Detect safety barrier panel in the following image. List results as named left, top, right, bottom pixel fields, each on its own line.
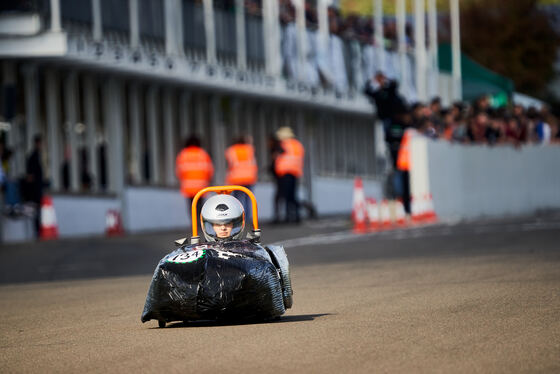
left=410, top=137, right=560, bottom=221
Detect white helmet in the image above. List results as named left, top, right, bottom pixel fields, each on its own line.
left=201, top=194, right=245, bottom=242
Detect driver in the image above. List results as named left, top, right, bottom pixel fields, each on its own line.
left=200, top=194, right=245, bottom=242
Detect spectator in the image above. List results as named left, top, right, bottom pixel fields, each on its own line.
left=25, top=134, right=45, bottom=239
left=419, top=117, right=438, bottom=139
left=274, top=126, right=304, bottom=224
left=467, top=112, right=489, bottom=143
left=364, top=72, right=407, bottom=166
left=485, top=115, right=505, bottom=145
left=504, top=116, right=524, bottom=146
left=535, top=114, right=553, bottom=144
left=429, top=97, right=444, bottom=133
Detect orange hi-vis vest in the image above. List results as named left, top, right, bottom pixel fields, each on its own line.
left=397, top=128, right=415, bottom=171
left=175, top=146, right=214, bottom=198
left=275, top=138, right=305, bottom=178
left=225, top=143, right=258, bottom=186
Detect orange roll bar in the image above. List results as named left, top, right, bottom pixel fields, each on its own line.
left=191, top=185, right=259, bottom=238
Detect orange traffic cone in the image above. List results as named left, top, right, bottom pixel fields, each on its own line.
left=379, top=199, right=392, bottom=229
left=40, top=195, right=59, bottom=240
left=352, top=177, right=367, bottom=233
left=366, top=197, right=379, bottom=231
left=395, top=198, right=407, bottom=226
left=423, top=193, right=438, bottom=223
left=106, top=209, right=124, bottom=236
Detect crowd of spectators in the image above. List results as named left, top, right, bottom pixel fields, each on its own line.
left=244, top=0, right=416, bottom=49
left=366, top=72, right=560, bottom=150
left=407, top=96, right=560, bottom=146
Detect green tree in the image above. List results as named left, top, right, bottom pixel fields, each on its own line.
left=460, top=0, right=560, bottom=97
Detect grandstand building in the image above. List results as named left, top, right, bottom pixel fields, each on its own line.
left=0, top=0, right=460, bottom=241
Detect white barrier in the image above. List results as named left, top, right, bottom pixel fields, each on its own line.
left=411, top=137, right=560, bottom=221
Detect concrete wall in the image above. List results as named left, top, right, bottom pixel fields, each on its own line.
left=414, top=138, right=560, bottom=220
left=53, top=195, right=120, bottom=237
left=312, top=177, right=382, bottom=215
left=1, top=215, right=34, bottom=243
left=125, top=187, right=189, bottom=233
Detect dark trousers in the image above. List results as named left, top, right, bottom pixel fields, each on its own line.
left=33, top=200, right=41, bottom=239
left=278, top=174, right=300, bottom=223
left=401, top=170, right=411, bottom=215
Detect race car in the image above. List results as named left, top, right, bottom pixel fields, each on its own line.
left=141, top=185, right=293, bottom=327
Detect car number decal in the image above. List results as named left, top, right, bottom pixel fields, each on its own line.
left=167, top=249, right=205, bottom=264
left=215, top=249, right=244, bottom=260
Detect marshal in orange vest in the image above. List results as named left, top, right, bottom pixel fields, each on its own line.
left=175, top=146, right=214, bottom=198
left=225, top=143, right=258, bottom=186
left=274, top=138, right=305, bottom=178
left=397, top=128, right=416, bottom=172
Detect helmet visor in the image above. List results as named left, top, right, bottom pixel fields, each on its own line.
left=203, top=216, right=244, bottom=240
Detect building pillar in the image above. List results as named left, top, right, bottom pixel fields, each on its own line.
left=164, top=0, right=183, bottom=56
left=318, top=0, right=331, bottom=58
left=414, top=0, right=427, bottom=102
left=92, top=0, right=103, bottom=42
left=245, top=101, right=254, bottom=144
left=165, top=0, right=177, bottom=55
left=257, top=104, right=268, bottom=175
left=292, top=0, right=306, bottom=81
left=2, top=62, right=21, bottom=176
left=210, top=95, right=225, bottom=184
left=329, top=117, right=337, bottom=175
left=103, top=78, right=125, bottom=193
left=45, top=70, right=62, bottom=191
left=297, top=108, right=312, bottom=202
left=396, top=0, right=409, bottom=97
left=146, top=86, right=161, bottom=184
left=263, top=0, right=282, bottom=76
left=450, top=0, right=462, bottom=101
left=427, top=0, right=439, bottom=99
left=361, top=120, right=370, bottom=175
left=235, top=0, right=247, bottom=70
left=231, top=98, right=241, bottom=139
left=175, top=0, right=184, bottom=54
left=50, top=0, right=62, bottom=32
left=64, top=72, right=80, bottom=192
left=262, top=0, right=272, bottom=74
left=10, top=121, right=25, bottom=178
left=341, top=114, right=349, bottom=175
left=129, top=0, right=139, bottom=49
left=83, top=75, right=100, bottom=191
left=273, top=0, right=282, bottom=75
left=163, top=88, right=176, bottom=186
left=307, top=111, right=317, bottom=178
left=179, top=91, right=191, bottom=142
left=203, top=0, right=217, bottom=64
left=374, top=0, right=385, bottom=71
left=195, top=94, right=205, bottom=140
left=128, top=83, right=143, bottom=185
left=22, top=64, right=39, bottom=154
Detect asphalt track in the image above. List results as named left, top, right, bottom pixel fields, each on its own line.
left=1, top=215, right=560, bottom=373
